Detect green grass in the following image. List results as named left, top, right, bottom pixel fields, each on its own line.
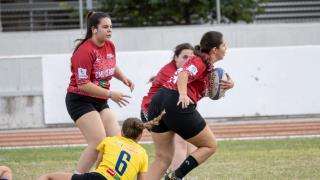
left=1, top=138, right=319, bottom=180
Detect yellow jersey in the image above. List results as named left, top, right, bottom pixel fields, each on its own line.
left=95, top=136, right=148, bottom=180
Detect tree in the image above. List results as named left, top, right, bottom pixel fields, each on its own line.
left=221, top=0, right=268, bottom=23
left=96, top=0, right=268, bottom=26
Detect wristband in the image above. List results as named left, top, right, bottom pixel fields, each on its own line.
left=108, top=90, right=112, bottom=98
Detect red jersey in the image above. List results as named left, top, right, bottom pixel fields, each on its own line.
left=164, top=55, right=212, bottom=102
left=141, top=60, right=177, bottom=112
left=67, top=39, right=116, bottom=99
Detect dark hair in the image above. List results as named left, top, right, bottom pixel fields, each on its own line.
left=73, top=11, right=110, bottom=53
left=194, top=31, right=223, bottom=69
left=122, top=111, right=165, bottom=140
left=173, top=43, right=194, bottom=59
left=148, top=43, right=194, bottom=83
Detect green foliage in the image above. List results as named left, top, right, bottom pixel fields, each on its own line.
left=97, top=0, right=268, bottom=26
left=221, top=0, right=269, bottom=23
left=59, top=2, right=80, bottom=18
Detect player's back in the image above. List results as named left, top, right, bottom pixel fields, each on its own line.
left=95, top=136, right=148, bottom=180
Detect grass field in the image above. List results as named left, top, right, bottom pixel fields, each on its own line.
left=1, top=138, right=319, bottom=180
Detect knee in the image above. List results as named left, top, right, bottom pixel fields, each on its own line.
left=208, top=138, right=218, bottom=155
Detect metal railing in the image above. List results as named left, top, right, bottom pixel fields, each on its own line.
left=255, top=0, right=320, bottom=23
left=0, top=0, right=87, bottom=31
left=1, top=0, right=320, bottom=32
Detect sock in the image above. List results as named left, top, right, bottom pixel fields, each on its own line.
left=174, top=155, right=199, bottom=178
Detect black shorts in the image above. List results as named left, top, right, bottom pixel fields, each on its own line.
left=72, top=172, right=107, bottom=180
left=147, top=88, right=206, bottom=140
left=65, top=92, right=109, bottom=122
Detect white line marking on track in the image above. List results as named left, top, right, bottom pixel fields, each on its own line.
left=1, top=134, right=319, bottom=150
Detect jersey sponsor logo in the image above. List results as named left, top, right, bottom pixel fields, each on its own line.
left=187, top=65, right=198, bottom=76
left=78, top=68, right=88, bottom=79
left=95, top=67, right=115, bottom=79
left=100, top=80, right=107, bottom=88
left=106, top=168, right=116, bottom=176
left=107, top=53, right=114, bottom=60
left=106, top=168, right=121, bottom=179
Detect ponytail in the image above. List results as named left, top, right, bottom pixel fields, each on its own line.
left=143, top=111, right=165, bottom=129
left=194, top=45, right=211, bottom=70
left=121, top=111, right=166, bottom=140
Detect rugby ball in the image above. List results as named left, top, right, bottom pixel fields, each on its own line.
left=207, top=68, right=229, bottom=100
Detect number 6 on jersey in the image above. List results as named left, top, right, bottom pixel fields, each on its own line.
left=115, top=150, right=131, bottom=175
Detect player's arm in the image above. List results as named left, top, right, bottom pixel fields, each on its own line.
left=95, top=152, right=103, bottom=169
left=177, top=71, right=194, bottom=109
left=114, top=66, right=135, bottom=91
left=78, top=82, right=130, bottom=107
left=78, top=82, right=110, bottom=98
left=137, top=172, right=147, bottom=180
left=73, top=51, right=130, bottom=105
left=38, top=173, right=73, bottom=180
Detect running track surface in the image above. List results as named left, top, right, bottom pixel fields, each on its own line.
left=0, top=118, right=320, bottom=148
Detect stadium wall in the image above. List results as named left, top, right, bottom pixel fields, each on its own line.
left=0, top=23, right=320, bottom=56
left=1, top=46, right=320, bottom=129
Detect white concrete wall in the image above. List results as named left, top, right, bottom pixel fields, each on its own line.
left=0, top=56, right=42, bottom=96
left=0, top=56, right=44, bottom=129
left=1, top=46, right=319, bottom=129
left=1, top=23, right=320, bottom=56
left=0, top=96, right=44, bottom=129
left=42, top=46, right=320, bottom=124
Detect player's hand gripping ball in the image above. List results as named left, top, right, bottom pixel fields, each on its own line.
left=206, top=68, right=230, bottom=100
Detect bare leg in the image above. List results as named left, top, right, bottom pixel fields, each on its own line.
left=0, top=166, right=12, bottom=180
left=38, top=172, right=72, bottom=180
left=186, top=125, right=217, bottom=164
left=146, top=131, right=175, bottom=180
left=186, top=139, right=197, bottom=155
left=75, top=111, right=106, bottom=173
left=99, top=108, right=121, bottom=137
left=169, top=135, right=188, bottom=170
left=169, top=126, right=217, bottom=179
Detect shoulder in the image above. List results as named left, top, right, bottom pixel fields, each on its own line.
left=160, top=61, right=176, bottom=73
left=73, top=40, right=93, bottom=56
left=191, top=55, right=204, bottom=64
left=190, top=56, right=206, bottom=69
